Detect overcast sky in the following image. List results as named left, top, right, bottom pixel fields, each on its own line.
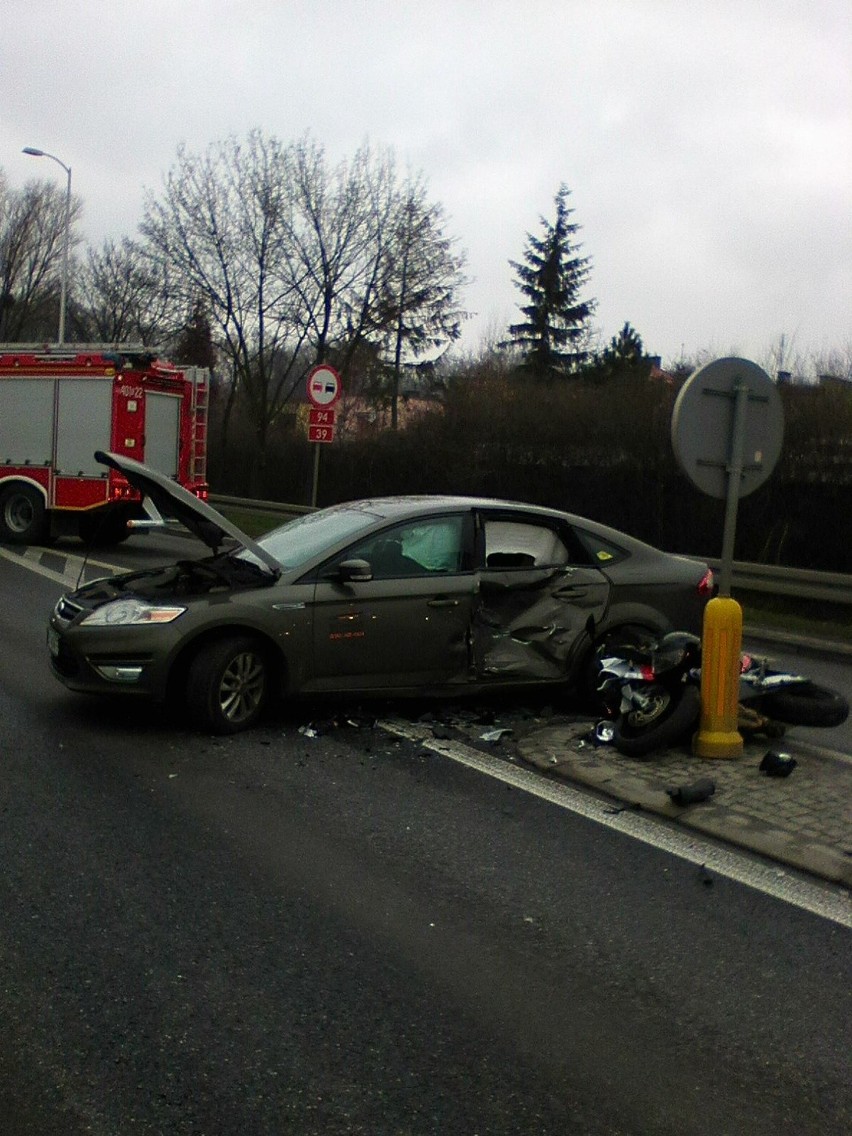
left=3, top=0, right=849, bottom=368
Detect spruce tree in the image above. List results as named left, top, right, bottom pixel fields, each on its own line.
left=506, top=184, right=594, bottom=378
left=587, top=321, right=652, bottom=381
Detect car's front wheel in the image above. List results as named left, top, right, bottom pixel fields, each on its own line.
left=186, top=636, right=270, bottom=734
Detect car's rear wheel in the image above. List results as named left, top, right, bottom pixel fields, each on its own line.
left=186, top=636, right=269, bottom=734
left=0, top=483, right=48, bottom=544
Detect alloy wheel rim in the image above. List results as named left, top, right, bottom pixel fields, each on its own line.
left=219, top=651, right=266, bottom=723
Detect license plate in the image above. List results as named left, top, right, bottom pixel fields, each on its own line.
left=47, top=627, right=59, bottom=657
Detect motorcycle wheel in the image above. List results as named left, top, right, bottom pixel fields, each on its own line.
left=758, top=682, right=849, bottom=728
left=614, top=683, right=702, bottom=758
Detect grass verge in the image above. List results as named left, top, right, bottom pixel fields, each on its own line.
left=736, top=590, right=852, bottom=645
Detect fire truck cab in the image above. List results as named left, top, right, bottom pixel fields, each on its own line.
left=0, top=345, right=208, bottom=545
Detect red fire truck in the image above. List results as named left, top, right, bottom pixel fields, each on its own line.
left=0, top=345, right=208, bottom=545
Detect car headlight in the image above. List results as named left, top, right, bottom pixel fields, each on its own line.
left=80, top=599, right=187, bottom=626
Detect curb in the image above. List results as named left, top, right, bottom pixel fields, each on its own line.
left=517, top=724, right=852, bottom=889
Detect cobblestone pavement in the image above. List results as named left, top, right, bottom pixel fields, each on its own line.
left=515, top=721, right=852, bottom=888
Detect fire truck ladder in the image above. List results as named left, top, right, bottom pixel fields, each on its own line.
left=189, top=370, right=208, bottom=484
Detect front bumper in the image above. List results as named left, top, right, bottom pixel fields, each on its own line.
left=47, top=616, right=174, bottom=698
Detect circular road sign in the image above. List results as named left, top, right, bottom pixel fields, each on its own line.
left=671, top=357, right=784, bottom=499
left=307, top=364, right=342, bottom=407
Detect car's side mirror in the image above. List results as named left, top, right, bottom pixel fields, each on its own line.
left=337, top=558, right=372, bottom=583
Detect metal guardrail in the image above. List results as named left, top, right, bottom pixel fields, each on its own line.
left=209, top=493, right=314, bottom=517
left=706, top=560, right=852, bottom=606
left=209, top=494, right=852, bottom=607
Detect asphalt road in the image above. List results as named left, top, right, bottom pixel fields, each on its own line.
left=1, top=543, right=850, bottom=1134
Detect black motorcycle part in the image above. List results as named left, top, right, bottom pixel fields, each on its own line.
left=758, top=682, right=849, bottom=728
left=759, top=751, right=798, bottom=777
left=667, top=777, right=716, bottom=805
left=614, top=683, right=702, bottom=758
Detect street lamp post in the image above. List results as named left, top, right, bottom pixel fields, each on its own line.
left=22, top=146, right=72, bottom=345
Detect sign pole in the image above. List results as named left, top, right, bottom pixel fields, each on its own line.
left=695, top=381, right=750, bottom=759
left=671, top=358, right=784, bottom=761
left=311, top=442, right=321, bottom=508
left=305, top=364, right=342, bottom=509
left=718, top=381, right=750, bottom=597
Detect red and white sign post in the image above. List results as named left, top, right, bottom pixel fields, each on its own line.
left=306, top=364, right=342, bottom=504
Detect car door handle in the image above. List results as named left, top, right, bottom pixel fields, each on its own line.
left=428, top=598, right=460, bottom=608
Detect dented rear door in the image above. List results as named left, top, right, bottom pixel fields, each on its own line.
left=473, top=512, right=610, bottom=681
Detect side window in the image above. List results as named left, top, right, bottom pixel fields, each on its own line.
left=573, top=527, right=628, bottom=565
left=483, top=521, right=570, bottom=569
left=343, top=516, right=467, bottom=580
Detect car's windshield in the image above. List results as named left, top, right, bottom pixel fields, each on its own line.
left=236, top=505, right=384, bottom=570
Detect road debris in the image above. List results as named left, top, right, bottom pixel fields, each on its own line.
left=666, top=777, right=716, bottom=806
left=759, top=751, right=798, bottom=778
left=480, top=728, right=513, bottom=743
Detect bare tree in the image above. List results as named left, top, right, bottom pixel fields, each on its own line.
left=372, top=176, right=468, bottom=427
left=279, top=136, right=398, bottom=367
left=141, top=132, right=310, bottom=488
left=0, top=171, right=83, bottom=342
left=281, top=146, right=468, bottom=423
left=75, top=237, right=174, bottom=345
left=140, top=131, right=470, bottom=483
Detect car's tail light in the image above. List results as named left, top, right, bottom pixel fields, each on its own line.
left=698, top=568, right=715, bottom=596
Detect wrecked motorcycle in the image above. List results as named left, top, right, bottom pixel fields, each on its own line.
left=595, top=632, right=849, bottom=758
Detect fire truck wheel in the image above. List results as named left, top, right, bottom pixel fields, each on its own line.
left=186, top=636, right=270, bottom=734
left=0, top=484, right=48, bottom=544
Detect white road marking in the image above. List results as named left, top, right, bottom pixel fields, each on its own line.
left=0, top=545, right=122, bottom=589
left=4, top=546, right=848, bottom=928
left=380, top=718, right=852, bottom=930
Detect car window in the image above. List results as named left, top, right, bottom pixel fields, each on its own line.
left=573, top=527, right=629, bottom=565
left=245, top=506, right=384, bottom=569
left=483, top=521, right=570, bottom=568
left=341, top=515, right=467, bottom=579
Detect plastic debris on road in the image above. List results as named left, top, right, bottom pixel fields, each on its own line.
left=666, top=777, right=717, bottom=805
left=759, top=751, right=798, bottom=777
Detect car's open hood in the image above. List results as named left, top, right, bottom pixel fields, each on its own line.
left=95, top=451, right=282, bottom=576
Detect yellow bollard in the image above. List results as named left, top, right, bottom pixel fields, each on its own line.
left=694, top=596, right=744, bottom=759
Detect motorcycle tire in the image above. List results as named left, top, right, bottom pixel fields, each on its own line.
left=614, top=683, right=702, bottom=758
left=758, top=682, right=849, bottom=728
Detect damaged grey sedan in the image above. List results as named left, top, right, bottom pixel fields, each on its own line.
left=47, top=452, right=715, bottom=734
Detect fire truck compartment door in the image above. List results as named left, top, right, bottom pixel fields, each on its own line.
left=144, top=393, right=181, bottom=477
left=0, top=379, right=55, bottom=464
left=55, top=380, right=113, bottom=476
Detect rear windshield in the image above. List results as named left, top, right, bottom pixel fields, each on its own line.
left=240, top=507, right=382, bottom=570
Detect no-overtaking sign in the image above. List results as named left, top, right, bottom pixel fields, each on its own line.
left=307, top=364, right=341, bottom=407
